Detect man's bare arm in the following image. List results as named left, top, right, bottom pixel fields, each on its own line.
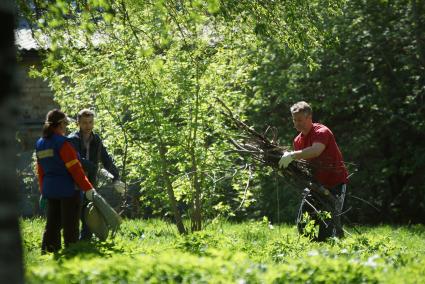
left=293, top=142, right=325, bottom=160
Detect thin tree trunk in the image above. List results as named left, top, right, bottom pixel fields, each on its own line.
left=0, top=1, right=24, bottom=283
left=190, top=157, right=202, bottom=232
left=190, top=63, right=202, bottom=232
left=159, top=145, right=187, bottom=234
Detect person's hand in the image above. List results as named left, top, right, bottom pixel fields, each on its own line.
left=113, top=180, right=125, bottom=194
left=85, top=189, right=97, bottom=201
left=100, top=168, right=115, bottom=179
left=39, top=196, right=47, bottom=211
left=278, top=151, right=295, bottom=169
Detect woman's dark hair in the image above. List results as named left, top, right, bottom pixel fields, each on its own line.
left=42, top=109, right=67, bottom=138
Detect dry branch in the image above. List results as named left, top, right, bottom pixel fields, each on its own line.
left=217, top=98, right=338, bottom=208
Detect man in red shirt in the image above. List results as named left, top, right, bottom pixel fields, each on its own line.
left=279, top=101, right=348, bottom=240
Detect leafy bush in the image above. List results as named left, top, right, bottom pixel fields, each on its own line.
left=175, top=231, right=222, bottom=256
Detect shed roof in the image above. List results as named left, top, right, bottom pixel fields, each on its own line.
left=15, top=28, right=107, bottom=51
left=15, top=29, right=44, bottom=51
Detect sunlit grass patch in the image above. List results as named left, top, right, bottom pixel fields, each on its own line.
left=22, top=219, right=425, bottom=283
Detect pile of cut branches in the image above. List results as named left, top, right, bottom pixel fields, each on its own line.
left=217, top=99, right=338, bottom=209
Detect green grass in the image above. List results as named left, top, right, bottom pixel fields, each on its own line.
left=22, top=218, right=425, bottom=283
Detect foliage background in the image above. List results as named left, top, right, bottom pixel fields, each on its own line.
left=17, top=0, right=425, bottom=226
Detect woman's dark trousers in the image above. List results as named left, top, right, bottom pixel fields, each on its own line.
left=41, top=193, right=81, bottom=253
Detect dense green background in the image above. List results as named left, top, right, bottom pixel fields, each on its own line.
left=18, top=0, right=425, bottom=226
left=247, top=0, right=425, bottom=224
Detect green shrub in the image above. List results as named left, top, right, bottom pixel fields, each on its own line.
left=175, top=231, right=222, bottom=256
left=27, top=252, right=265, bottom=283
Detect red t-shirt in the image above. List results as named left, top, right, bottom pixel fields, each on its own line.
left=293, top=123, right=348, bottom=189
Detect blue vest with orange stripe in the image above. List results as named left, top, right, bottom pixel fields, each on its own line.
left=35, top=134, right=77, bottom=198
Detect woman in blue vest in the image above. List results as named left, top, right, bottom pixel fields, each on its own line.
left=36, top=109, right=97, bottom=253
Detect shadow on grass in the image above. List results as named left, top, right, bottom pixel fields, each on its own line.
left=407, top=223, right=425, bottom=235
left=53, top=239, right=125, bottom=261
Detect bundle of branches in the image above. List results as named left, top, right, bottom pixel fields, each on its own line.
left=217, top=99, right=338, bottom=214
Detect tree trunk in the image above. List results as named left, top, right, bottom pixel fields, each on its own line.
left=190, top=63, right=202, bottom=232
left=190, top=158, right=202, bottom=232
left=159, top=145, right=187, bottom=234
left=0, top=1, right=24, bottom=283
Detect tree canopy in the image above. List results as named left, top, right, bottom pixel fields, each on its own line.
left=18, top=0, right=425, bottom=228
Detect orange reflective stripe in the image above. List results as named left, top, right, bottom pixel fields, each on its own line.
left=65, top=159, right=79, bottom=169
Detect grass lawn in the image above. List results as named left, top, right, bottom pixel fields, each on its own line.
left=22, top=218, right=425, bottom=283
